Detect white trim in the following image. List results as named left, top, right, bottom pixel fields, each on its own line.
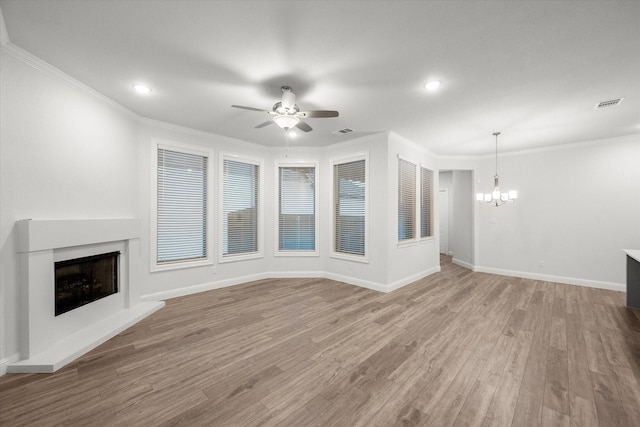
left=142, top=272, right=270, bottom=301
left=7, top=302, right=164, bottom=373
left=323, top=272, right=389, bottom=293
left=474, top=266, right=625, bottom=292
left=0, top=353, right=21, bottom=376
left=385, top=266, right=442, bottom=292
left=218, top=152, right=264, bottom=263
left=150, top=138, right=214, bottom=272
left=0, top=5, right=10, bottom=46
left=140, top=265, right=626, bottom=304
left=397, top=156, right=419, bottom=244
left=452, top=258, right=473, bottom=271
left=273, top=159, right=320, bottom=257
left=330, top=151, right=370, bottom=263
left=0, top=43, right=139, bottom=120
left=140, top=267, right=443, bottom=303
left=419, top=164, right=435, bottom=240
left=437, top=133, right=640, bottom=159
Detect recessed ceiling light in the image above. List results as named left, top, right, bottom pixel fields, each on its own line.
left=132, top=84, right=152, bottom=94
left=424, top=80, right=442, bottom=91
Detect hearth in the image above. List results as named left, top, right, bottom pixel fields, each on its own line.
left=55, top=251, right=119, bottom=316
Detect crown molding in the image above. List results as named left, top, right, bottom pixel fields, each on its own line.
left=0, top=4, right=10, bottom=46
left=1, top=42, right=140, bottom=121
left=437, top=133, right=640, bottom=161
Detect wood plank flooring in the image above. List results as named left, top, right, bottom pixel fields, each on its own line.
left=2, top=256, right=639, bottom=426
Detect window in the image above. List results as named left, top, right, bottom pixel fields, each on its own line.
left=420, top=166, right=434, bottom=238
left=155, top=146, right=209, bottom=267
left=333, top=156, right=367, bottom=258
left=221, top=156, right=261, bottom=259
left=398, top=158, right=416, bottom=242
left=277, top=163, right=317, bottom=254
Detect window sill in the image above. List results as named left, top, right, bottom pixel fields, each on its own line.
left=151, top=258, right=213, bottom=273
left=219, top=252, right=263, bottom=264
left=397, top=239, right=418, bottom=248
left=274, top=251, right=319, bottom=257
left=330, top=252, right=369, bottom=264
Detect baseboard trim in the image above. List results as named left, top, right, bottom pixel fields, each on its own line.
left=323, top=272, right=389, bottom=293
left=474, top=266, right=625, bottom=292
left=141, top=268, right=442, bottom=301
left=452, top=258, right=473, bottom=271
left=141, top=272, right=270, bottom=301
left=386, top=266, right=441, bottom=292
left=0, top=353, right=21, bottom=376
left=7, top=301, right=164, bottom=374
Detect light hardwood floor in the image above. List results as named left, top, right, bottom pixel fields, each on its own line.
left=1, top=256, right=639, bottom=426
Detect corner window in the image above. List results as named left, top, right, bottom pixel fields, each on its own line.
left=420, top=166, right=434, bottom=238
left=332, top=155, right=368, bottom=259
left=398, top=158, right=417, bottom=242
left=276, top=162, right=318, bottom=255
left=152, top=144, right=211, bottom=270
left=220, top=155, right=262, bottom=261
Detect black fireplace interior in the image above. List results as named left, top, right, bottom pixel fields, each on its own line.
left=54, top=251, right=119, bottom=316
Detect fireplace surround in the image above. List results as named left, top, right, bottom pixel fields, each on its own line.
left=9, top=219, right=164, bottom=373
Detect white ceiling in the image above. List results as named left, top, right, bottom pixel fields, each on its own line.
left=1, top=0, right=638, bottom=155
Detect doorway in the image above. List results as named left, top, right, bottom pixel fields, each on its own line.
left=439, top=189, right=449, bottom=255
left=438, top=170, right=474, bottom=269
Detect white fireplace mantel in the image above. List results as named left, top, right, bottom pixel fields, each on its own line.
left=9, top=219, right=164, bottom=373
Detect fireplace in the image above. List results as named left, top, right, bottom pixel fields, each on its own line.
left=10, top=218, right=164, bottom=373
left=55, top=251, right=119, bottom=316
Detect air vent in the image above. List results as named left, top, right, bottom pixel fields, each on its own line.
left=332, top=128, right=355, bottom=135
left=595, top=98, right=624, bottom=109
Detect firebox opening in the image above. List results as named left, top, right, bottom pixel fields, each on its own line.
left=54, top=251, right=120, bottom=316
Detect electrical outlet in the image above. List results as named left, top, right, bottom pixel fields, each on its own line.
left=212, top=266, right=217, bottom=274
left=538, top=261, right=544, bottom=268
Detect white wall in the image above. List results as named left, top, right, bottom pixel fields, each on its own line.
left=474, top=135, right=640, bottom=289
left=439, top=171, right=453, bottom=254
left=137, top=121, right=274, bottom=299
left=438, top=170, right=474, bottom=267
left=3, top=36, right=637, bottom=375
left=0, top=47, right=140, bottom=368
left=451, top=170, right=473, bottom=266
left=386, top=132, right=440, bottom=288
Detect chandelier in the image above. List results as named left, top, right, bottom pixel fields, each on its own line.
left=476, top=132, right=518, bottom=206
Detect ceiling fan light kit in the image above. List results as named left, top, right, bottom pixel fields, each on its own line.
left=273, top=114, right=300, bottom=130
left=476, top=132, right=518, bottom=207
left=231, top=86, right=339, bottom=134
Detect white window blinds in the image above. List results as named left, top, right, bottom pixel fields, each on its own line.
left=398, top=158, right=416, bottom=241
left=334, top=159, right=366, bottom=256
left=157, top=148, right=208, bottom=264
left=223, top=158, right=259, bottom=256
left=421, top=166, right=434, bottom=238
left=279, top=166, right=316, bottom=251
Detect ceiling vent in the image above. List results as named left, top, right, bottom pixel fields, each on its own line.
left=595, top=98, right=624, bottom=109
left=332, top=128, right=354, bottom=135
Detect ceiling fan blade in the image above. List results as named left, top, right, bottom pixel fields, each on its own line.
left=231, top=105, right=269, bottom=113
left=298, top=110, right=339, bottom=118
left=254, top=120, right=274, bottom=129
left=295, top=120, right=312, bottom=132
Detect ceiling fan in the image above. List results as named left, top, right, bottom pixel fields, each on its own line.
left=231, top=86, right=339, bottom=132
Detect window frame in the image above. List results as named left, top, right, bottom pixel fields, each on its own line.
left=274, top=160, right=320, bottom=257
left=218, top=152, right=264, bottom=263
left=330, top=152, right=369, bottom=263
left=150, top=139, right=214, bottom=272
left=397, top=156, right=418, bottom=245
left=420, top=164, right=435, bottom=241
